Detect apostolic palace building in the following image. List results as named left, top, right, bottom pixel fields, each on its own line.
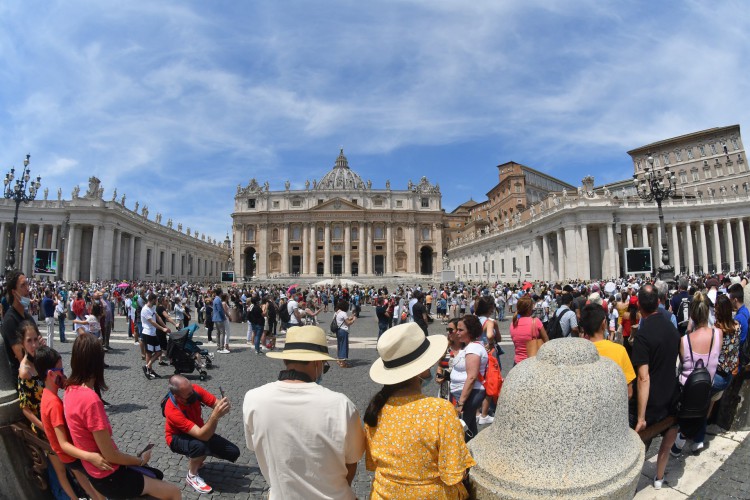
left=234, top=124, right=749, bottom=283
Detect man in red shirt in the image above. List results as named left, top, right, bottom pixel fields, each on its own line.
left=164, top=375, right=238, bottom=494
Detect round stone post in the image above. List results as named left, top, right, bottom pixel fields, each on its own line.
left=468, top=338, right=644, bottom=499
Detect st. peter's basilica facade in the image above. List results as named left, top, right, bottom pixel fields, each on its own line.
left=232, top=150, right=443, bottom=280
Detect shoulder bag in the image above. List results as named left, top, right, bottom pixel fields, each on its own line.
left=526, top=317, right=544, bottom=357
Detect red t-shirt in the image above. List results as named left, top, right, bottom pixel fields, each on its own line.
left=40, top=388, right=75, bottom=463
left=164, top=385, right=216, bottom=446
left=64, top=384, right=118, bottom=479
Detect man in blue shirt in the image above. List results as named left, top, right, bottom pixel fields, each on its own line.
left=729, top=284, right=749, bottom=359
left=212, top=287, right=228, bottom=353
left=654, top=280, right=678, bottom=330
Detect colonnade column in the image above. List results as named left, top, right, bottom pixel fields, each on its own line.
left=101, top=225, right=115, bottom=280
left=726, top=220, right=736, bottom=272
left=712, top=221, right=722, bottom=273
left=89, top=226, right=100, bottom=281
left=128, top=235, right=135, bottom=280
left=739, top=219, right=748, bottom=271
left=641, top=225, right=649, bottom=250
left=579, top=225, right=590, bottom=280
left=38, top=225, right=46, bottom=250
left=302, top=223, right=309, bottom=275
left=50, top=225, right=58, bottom=252
left=22, top=223, right=33, bottom=275
left=344, top=223, right=351, bottom=276
left=671, top=224, right=681, bottom=275
left=113, top=230, right=122, bottom=279
left=323, top=223, right=331, bottom=276
left=555, top=229, right=564, bottom=281
left=386, top=225, right=394, bottom=274
left=698, top=222, right=709, bottom=274
left=564, top=227, right=576, bottom=281
left=626, top=225, right=634, bottom=249
left=281, top=224, right=289, bottom=275
left=0, top=222, right=6, bottom=272
left=606, top=223, right=617, bottom=279
left=541, top=234, right=550, bottom=281
left=685, top=224, right=695, bottom=276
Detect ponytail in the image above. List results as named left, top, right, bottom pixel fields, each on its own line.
left=363, top=381, right=411, bottom=427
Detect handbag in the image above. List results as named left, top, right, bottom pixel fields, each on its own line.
left=526, top=318, right=544, bottom=357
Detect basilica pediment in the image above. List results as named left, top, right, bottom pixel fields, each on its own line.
left=311, top=197, right=366, bottom=211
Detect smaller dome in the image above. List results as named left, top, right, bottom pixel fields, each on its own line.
left=317, top=149, right=365, bottom=190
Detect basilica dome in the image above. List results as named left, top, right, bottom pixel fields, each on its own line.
left=317, top=149, right=365, bottom=190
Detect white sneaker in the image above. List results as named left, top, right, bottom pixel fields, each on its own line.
left=478, top=415, right=495, bottom=425
left=261, top=345, right=269, bottom=352
left=691, top=441, right=705, bottom=453
left=186, top=473, right=212, bottom=494
left=653, top=476, right=664, bottom=490
left=674, top=432, right=686, bottom=450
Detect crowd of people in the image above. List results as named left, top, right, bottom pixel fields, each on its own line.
left=1, top=267, right=750, bottom=498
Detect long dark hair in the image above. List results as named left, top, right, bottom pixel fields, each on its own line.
left=67, top=333, right=108, bottom=393
left=715, top=294, right=735, bottom=335
left=513, top=296, right=534, bottom=328
left=4, top=269, right=24, bottom=303
left=363, top=380, right=412, bottom=427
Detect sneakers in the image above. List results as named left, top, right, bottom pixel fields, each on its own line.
left=691, top=441, right=705, bottom=453
left=186, top=473, right=213, bottom=494
left=142, top=366, right=156, bottom=380
left=216, top=349, right=229, bottom=354
left=653, top=476, right=664, bottom=490
left=261, top=345, right=269, bottom=352
left=478, top=415, right=495, bottom=425
left=671, top=433, right=686, bottom=457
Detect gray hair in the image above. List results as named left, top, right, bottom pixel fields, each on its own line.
left=654, top=280, right=669, bottom=302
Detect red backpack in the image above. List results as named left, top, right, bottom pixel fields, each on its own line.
left=476, top=343, right=504, bottom=400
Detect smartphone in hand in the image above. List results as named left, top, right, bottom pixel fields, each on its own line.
left=219, top=386, right=226, bottom=398
left=137, top=443, right=155, bottom=457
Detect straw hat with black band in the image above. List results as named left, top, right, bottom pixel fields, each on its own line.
left=266, top=325, right=335, bottom=361
left=370, top=323, right=448, bottom=385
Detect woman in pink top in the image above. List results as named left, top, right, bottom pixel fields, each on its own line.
left=510, top=296, right=549, bottom=365
left=64, top=334, right=181, bottom=500
left=672, top=292, right=722, bottom=455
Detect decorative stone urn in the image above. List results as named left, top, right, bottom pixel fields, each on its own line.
left=468, top=338, right=644, bottom=499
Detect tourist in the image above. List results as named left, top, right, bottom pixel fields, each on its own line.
left=263, top=294, right=277, bottom=348
left=41, top=289, right=56, bottom=348
left=242, top=325, right=365, bottom=499
left=35, top=345, right=109, bottom=500
left=212, top=288, right=228, bottom=353
left=173, top=297, right=186, bottom=329
left=140, top=293, right=167, bottom=379
left=671, top=278, right=692, bottom=335
left=550, top=293, right=578, bottom=338
left=510, top=295, right=549, bottom=364
left=64, top=333, right=181, bottom=499
left=204, top=293, right=214, bottom=343
left=246, top=295, right=265, bottom=355
left=54, top=290, right=66, bottom=343
left=221, top=292, right=233, bottom=352
left=375, top=297, right=389, bottom=338
left=580, top=304, right=635, bottom=398
left=450, top=315, right=488, bottom=440
left=334, top=299, right=357, bottom=368
left=728, top=283, right=750, bottom=364
left=411, top=291, right=430, bottom=335
left=436, top=318, right=463, bottom=400
left=287, top=293, right=303, bottom=329
left=364, top=323, right=475, bottom=498
left=632, top=284, right=680, bottom=490
left=1, top=270, right=35, bottom=375
left=164, top=375, right=239, bottom=494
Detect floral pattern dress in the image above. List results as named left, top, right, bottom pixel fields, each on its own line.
left=365, top=393, right=476, bottom=500
left=18, top=374, right=44, bottom=434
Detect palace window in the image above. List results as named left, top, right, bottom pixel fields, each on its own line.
left=635, top=160, right=642, bottom=171
left=711, top=143, right=718, bottom=155
left=699, top=145, right=706, bottom=157
left=396, top=227, right=404, bottom=240
left=652, top=156, right=660, bottom=167
left=333, top=225, right=343, bottom=240
left=686, top=148, right=694, bottom=160
left=675, top=149, right=682, bottom=162
left=245, top=227, right=255, bottom=241
left=662, top=153, right=670, bottom=166
left=291, top=199, right=302, bottom=208
left=727, top=163, right=734, bottom=175
left=732, top=138, right=740, bottom=150
left=247, top=198, right=256, bottom=209
left=317, top=227, right=324, bottom=241
left=679, top=170, right=688, bottom=184
left=396, top=200, right=403, bottom=208
left=716, top=163, right=724, bottom=177
left=704, top=167, right=712, bottom=180
left=691, top=168, right=700, bottom=182
left=421, top=197, right=429, bottom=208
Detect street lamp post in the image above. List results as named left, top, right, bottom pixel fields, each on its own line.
left=633, top=153, right=677, bottom=284
left=4, top=155, right=41, bottom=272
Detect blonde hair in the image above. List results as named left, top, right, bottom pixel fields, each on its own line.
left=689, top=291, right=710, bottom=327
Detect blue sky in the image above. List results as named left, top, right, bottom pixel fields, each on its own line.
left=0, top=1, right=748, bottom=240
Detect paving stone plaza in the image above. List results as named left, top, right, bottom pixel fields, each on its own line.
left=45, top=302, right=750, bottom=499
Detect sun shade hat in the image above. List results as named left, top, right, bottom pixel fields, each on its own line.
left=266, top=325, right=335, bottom=361
left=370, top=323, right=448, bottom=385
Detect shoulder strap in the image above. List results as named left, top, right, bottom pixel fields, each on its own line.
left=686, top=332, right=696, bottom=366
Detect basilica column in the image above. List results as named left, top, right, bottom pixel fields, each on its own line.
left=309, top=224, right=317, bottom=276
left=344, top=223, right=351, bottom=276
left=686, top=224, right=695, bottom=276
left=407, top=224, right=417, bottom=274
left=259, top=224, right=268, bottom=277
left=698, top=222, right=709, bottom=274
left=626, top=224, right=634, bottom=249
left=302, top=223, right=309, bottom=275
left=386, top=225, right=394, bottom=274
left=739, top=219, right=748, bottom=271
left=324, top=223, right=331, bottom=276
left=361, top=223, right=368, bottom=275
left=712, top=221, right=722, bottom=273
left=434, top=223, right=443, bottom=277
left=366, top=223, right=373, bottom=275
left=555, top=229, right=565, bottom=281
left=579, top=224, right=590, bottom=280
left=281, top=224, right=289, bottom=275
left=670, top=224, right=681, bottom=275
left=726, top=220, right=735, bottom=272
left=541, top=233, right=550, bottom=281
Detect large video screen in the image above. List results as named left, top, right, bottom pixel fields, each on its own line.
left=625, top=247, right=652, bottom=274
left=34, top=249, right=58, bottom=275
left=221, top=271, right=235, bottom=283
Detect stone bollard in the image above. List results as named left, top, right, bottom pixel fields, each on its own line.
left=468, top=338, right=644, bottom=499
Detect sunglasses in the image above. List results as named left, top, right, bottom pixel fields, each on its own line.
left=48, top=367, right=65, bottom=376
left=323, top=361, right=331, bottom=374
left=446, top=328, right=455, bottom=333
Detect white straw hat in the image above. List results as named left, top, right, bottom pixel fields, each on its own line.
left=370, top=323, right=448, bottom=385
left=266, top=325, right=335, bottom=361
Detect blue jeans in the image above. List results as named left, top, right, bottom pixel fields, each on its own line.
left=378, top=321, right=388, bottom=338
left=337, top=328, right=349, bottom=360
left=252, top=323, right=263, bottom=353
left=497, top=307, right=505, bottom=321
left=58, top=316, right=66, bottom=342
left=452, top=387, right=485, bottom=441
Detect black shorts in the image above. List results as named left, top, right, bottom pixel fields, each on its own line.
left=89, top=465, right=163, bottom=499
left=62, top=459, right=86, bottom=473
left=170, top=433, right=240, bottom=462
left=142, top=333, right=162, bottom=352
left=156, top=329, right=168, bottom=350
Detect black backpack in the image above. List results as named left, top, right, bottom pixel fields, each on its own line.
left=547, top=308, right=573, bottom=340
left=678, top=332, right=715, bottom=420
left=676, top=297, right=691, bottom=331
left=160, top=391, right=202, bottom=417
left=278, top=302, right=291, bottom=323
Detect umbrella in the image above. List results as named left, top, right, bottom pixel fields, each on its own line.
left=287, top=284, right=300, bottom=295
left=117, top=282, right=130, bottom=289
left=604, top=282, right=616, bottom=294
left=522, top=281, right=533, bottom=291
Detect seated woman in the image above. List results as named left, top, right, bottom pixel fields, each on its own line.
left=64, top=333, right=181, bottom=500
left=365, top=323, right=475, bottom=499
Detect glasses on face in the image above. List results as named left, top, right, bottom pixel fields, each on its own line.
left=446, top=328, right=455, bottom=333
left=48, top=367, right=64, bottom=376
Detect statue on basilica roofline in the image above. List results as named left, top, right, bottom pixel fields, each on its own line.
left=178, top=223, right=183, bottom=232
left=57, top=187, right=62, bottom=201
left=43, top=187, right=48, bottom=200
left=385, top=179, right=391, bottom=190
left=121, top=193, right=126, bottom=206
left=305, top=179, right=310, bottom=190
left=72, top=185, right=80, bottom=199
left=285, top=180, right=290, bottom=191
left=367, top=179, right=372, bottom=189
left=112, top=188, right=117, bottom=202
left=134, top=201, right=139, bottom=212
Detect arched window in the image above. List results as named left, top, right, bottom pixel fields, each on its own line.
left=272, top=228, right=279, bottom=242
left=397, top=227, right=404, bottom=240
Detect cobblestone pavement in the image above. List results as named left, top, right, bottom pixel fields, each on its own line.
left=53, top=307, right=517, bottom=499
left=690, top=432, right=750, bottom=499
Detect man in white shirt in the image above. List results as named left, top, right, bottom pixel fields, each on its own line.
left=141, top=293, right=169, bottom=379
left=243, top=325, right=365, bottom=500
left=287, top=295, right=302, bottom=327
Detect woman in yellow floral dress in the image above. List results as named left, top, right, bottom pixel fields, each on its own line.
left=365, top=323, right=476, bottom=500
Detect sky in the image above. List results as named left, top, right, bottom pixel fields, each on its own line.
left=0, top=1, right=748, bottom=241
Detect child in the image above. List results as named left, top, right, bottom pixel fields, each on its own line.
left=35, top=345, right=110, bottom=500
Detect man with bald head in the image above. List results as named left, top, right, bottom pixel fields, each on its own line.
left=164, top=374, right=239, bottom=494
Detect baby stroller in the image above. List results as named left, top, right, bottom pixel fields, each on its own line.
left=167, top=324, right=214, bottom=380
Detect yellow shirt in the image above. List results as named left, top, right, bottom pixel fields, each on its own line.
left=365, top=394, right=475, bottom=500
left=593, top=339, right=636, bottom=384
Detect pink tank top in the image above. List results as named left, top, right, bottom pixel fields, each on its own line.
left=679, top=328, right=721, bottom=386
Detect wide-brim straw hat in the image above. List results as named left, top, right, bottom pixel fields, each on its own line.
left=370, top=323, right=448, bottom=385
left=266, top=325, right=335, bottom=361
